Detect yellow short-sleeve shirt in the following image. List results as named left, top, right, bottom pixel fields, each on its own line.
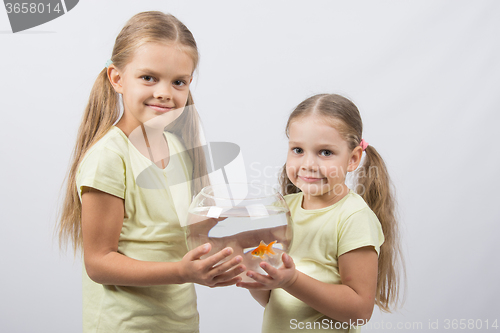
left=262, top=190, right=384, bottom=333
left=76, top=126, right=199, bottom=333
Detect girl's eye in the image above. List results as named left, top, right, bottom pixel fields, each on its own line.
left=173, top=80, right=187, bottom=87
left=292, top=147, right=303, bottom=154
left=320, top=150, right=333, bottom=157
left=141, top=75, right=156, bottom=83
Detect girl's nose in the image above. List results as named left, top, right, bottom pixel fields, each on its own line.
left=153, top=83, right=172, bottom=100
left=301, top=154, right=318, bottom=171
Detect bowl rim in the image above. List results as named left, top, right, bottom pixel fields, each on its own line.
left=197, top=182, right=280, bottom=200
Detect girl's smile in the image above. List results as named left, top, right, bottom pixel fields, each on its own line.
left=146, top=104, right=175, bottom=113
left=297, top=175, right=326, bottom=183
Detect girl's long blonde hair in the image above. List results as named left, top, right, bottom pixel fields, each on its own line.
left=58, top=11, right=208, bottom=253
left=279, top=94, right=405, bottom=312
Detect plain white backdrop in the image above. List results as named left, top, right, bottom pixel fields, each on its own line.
left=1, top=1, right=499, bottom=332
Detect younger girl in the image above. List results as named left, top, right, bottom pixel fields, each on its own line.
left=58, top=12, right=244, bottom=332
left=238, top=94, right=404, bottom=332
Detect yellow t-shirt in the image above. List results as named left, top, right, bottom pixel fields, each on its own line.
left=262, top=191, right=384, bottom=333
left=76, top=126, right=199, bottom=333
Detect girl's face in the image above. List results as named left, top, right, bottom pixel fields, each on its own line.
left=109, top=42, right=194, bottom=133
left=286, top=115, right=362, bottom=207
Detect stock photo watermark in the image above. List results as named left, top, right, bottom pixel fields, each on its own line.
left=3, top=0, right=79, bottom=32
left=289, top=318, right=499, bottom=331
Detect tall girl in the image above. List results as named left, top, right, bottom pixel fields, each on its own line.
left=238, top=94, right=404, bottom=332
left=58, top=12, right=244, bottom=332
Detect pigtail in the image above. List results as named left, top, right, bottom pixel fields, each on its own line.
left=58, top=68, right=120, bottom=253
left=355, top=145, right=404, bottom=312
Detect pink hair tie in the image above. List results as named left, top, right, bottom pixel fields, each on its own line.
left=360, top=139, right=369, bottom=151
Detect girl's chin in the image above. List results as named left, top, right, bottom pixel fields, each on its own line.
left=143, top=109, right=184, bottom=129
left=302, top=183, right=349, bottom=198
left=298, top=184, right=329, bottom=197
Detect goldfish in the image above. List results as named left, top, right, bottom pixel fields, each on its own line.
left=251, top=240, right=277, bottom=259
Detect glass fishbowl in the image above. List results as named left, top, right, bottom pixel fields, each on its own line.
left=186, top=183, right=293, bottom=282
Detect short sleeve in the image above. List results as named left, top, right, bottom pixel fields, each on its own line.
left=337, top=208, right=385, bottom=257
left=76, top=147, right=126, bottom=200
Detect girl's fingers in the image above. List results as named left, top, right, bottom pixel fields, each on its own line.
left=212, top=276, right=242, bottom=287
left=282, top=253, right=294, bottom=268
left=246, top=270, right=272, bottom=285
left=202, top=247, right=233, bottom=267
left=211, top=255, right=244, bottom=275
left=236, top=281, right=266, bottom=289
left=212, top=267, right=244, bottom=285
left=259, top=261, right=278, bottom=276
left=185, top=243, right=211, bottom=261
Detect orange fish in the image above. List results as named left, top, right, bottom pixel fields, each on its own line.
left=251, top=240, right=277, bottom=259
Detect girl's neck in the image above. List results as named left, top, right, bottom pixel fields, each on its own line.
left=140, top=124, right=170, bottom=169
left=301, top=184, right=350, bottom=210
left=115, top=116, right=165, bottom=139
left=116, top=120, right=170, bottom=169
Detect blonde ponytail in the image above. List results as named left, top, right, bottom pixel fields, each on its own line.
left=355, top=145, right=405, bottom=311
left=58, top=68, right=120, bottom=252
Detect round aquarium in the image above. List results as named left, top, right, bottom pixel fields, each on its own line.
left=186, top=183, right=293, bottom=282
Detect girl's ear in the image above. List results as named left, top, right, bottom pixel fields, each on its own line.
left=107, top=65, right=123, bottom=94
left=347, top=146, right=363, bottom=172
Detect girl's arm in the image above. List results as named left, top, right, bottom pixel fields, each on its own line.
left=238, top=247, right=378, bottom=323
left=82, top=188, right=245, bottom=287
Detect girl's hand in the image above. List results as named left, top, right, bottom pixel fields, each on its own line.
left=179, top=243, right=246, bottom=287
left=236, top=253, right=298, bottom=290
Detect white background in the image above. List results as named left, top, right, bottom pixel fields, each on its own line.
left=1, top=1, right=499, bottom=332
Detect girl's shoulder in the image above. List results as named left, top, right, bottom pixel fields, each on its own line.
left=78, top=127, right=129, bottom=175
left=76, top=127, right=129, bottom=200
left=283, top=192, right=303, bottom=209
left=341, top=190, right=372, bottom=211
left=85, top=126, right=129, bottom=157
left=331, top=191, right=378, bottom=222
